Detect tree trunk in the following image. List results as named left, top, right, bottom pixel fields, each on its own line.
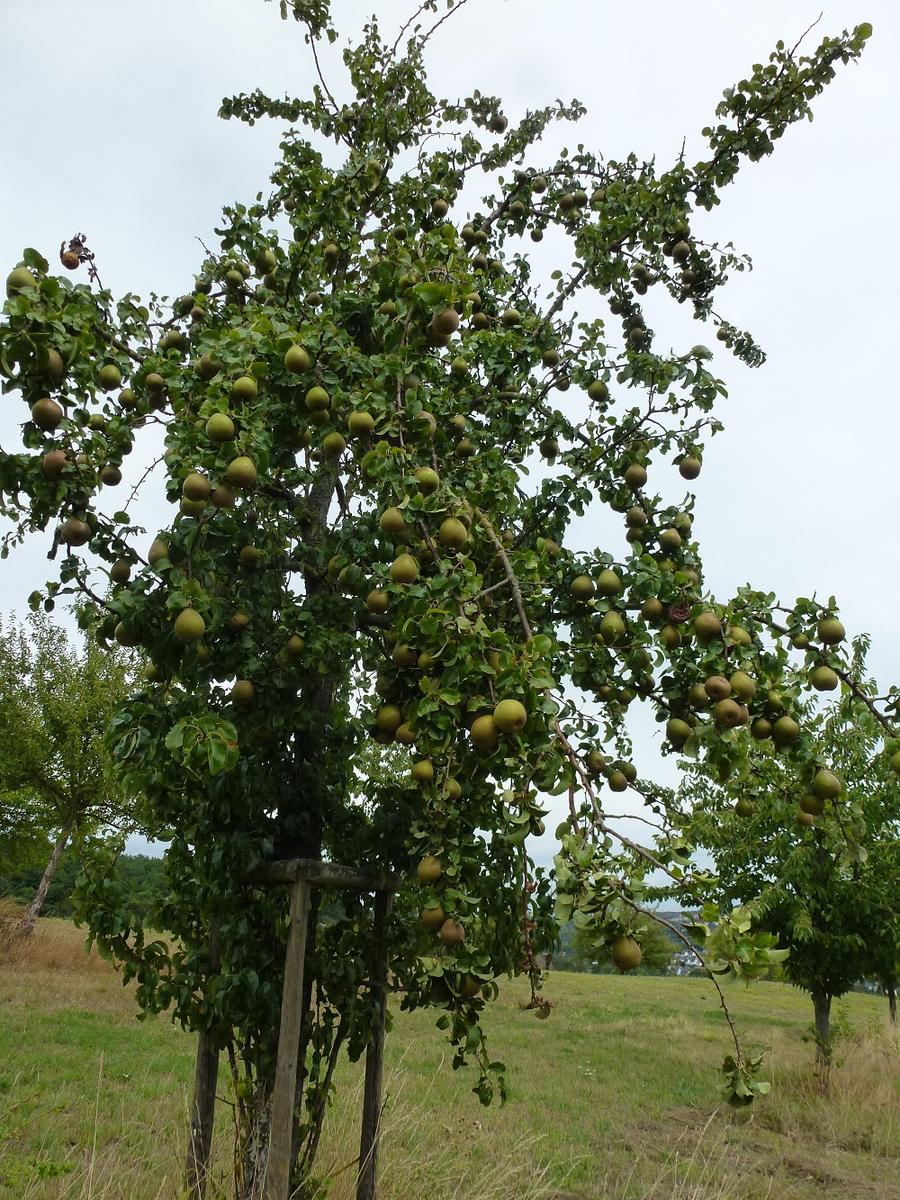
left=18, top=823, right=71, bottom=936
left=888, top=982, right=897, bottom=1026
left=237, top=1105, right=271, bottom=1200
left=185, top=917, right=222, bottom=1199
left=812, top=990, right=832, bottom=1089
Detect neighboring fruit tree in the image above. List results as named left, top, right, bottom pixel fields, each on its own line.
left=0, top=2, right=892, bottom=1191
left=0, top=612, right=133, bottom=934
left=682, top=641, right=900, bottom=1070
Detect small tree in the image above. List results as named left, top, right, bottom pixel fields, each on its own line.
left=683, top=643, right=900, bottom=1071
left=0, top=2, right=892, bottom=1191
left=0, top=612, right=133, bottom=934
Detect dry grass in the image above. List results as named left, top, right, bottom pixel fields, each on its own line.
left=1, top=918, right=898, bottom=1200
left=0, top=902, right=107, bottom=974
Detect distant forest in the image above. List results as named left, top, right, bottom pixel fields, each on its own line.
left=0, top=852, right=167, bottom=923
left=2, top=852, right=686, bottom=976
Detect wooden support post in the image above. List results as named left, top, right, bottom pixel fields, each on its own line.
left=185, top=916, right=221, bottom=1200
left=264, top=878, right=312, bottom=1200
left=356, top=889, right=392, bottom=1200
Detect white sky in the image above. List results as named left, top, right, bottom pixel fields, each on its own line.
left=1, top=1, right=898, bottom=863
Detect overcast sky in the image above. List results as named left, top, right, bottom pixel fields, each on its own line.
left=1, top=1, right=898, bottom=863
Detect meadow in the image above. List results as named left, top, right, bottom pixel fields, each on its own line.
left=1, top=917, right=897, bottom=1200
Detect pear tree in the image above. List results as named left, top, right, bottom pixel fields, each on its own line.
left=0, top=2, right=893, bottom=1193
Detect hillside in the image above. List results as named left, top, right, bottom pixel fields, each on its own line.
left=1, top=917, right=897, bottom=1199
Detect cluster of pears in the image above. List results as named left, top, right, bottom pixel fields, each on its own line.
left=7, top=266, right=139, bottom=530
left=416, top=854, right=474, bottom=974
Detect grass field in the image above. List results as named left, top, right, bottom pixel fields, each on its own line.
left=1, top=918, right=897, bottom=1200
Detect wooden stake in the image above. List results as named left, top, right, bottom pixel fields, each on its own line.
left=264, top=878, right=311, bottom=1200
left=356, top=889, right=392, bottom=1200
left=185, top=916, right=221, bottom=1199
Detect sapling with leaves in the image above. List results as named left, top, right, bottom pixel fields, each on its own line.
left=0, top=1, right=893, bottom=1192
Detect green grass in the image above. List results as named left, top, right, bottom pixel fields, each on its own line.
left=1, top=919, right=898, bottom=1199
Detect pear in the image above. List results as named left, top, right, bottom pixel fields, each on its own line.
left=596, top=569, right=622, bottom=597
left=666, top=718, right=692, bottom=748
left=809, top=664, right=838, bottom=691
left=305, top=385, right=330, bottom=412
left=729, top=671, right=756, bottom=702
left=174, top=607, right=205, bottom=643
left=109, top=559, right=131, bottom=585
left=811, top=768, right=841, bottom=800
left=570, top=575, right=595, bottom=602
left=431, top=307, right=459, bottom=336
left=660, top=624, right=681, bottom=650
left=694, top=612, right=722, bottom=642
left=46, top=349, right=66, bottom=386
left=379, top=507, right=406, bottom=535
left=817, top=615, right=845, bottom=645
left=438, top=517, right=468, bottom=550
left=611, top=936, right=642, bottom=972
left=493, top=698, right=527, bottom=734
left=205, top=412, right=236, bottom=442
left=183, top=472, right=210, bottom=502
left=415, top=466, right=439, bottom=493
left=60, top=517, right=91, bottom=547
left=772, top=715, right=800, bottom=746
left=97, top=364, right=122, bottom=391
left=375, top=705, right=403, bottom=735
left=599, top=611, right=626, bottom=644
left=411, top=760, right=434, bottom=785
left=750, top=717, right=772, bottom=741
left=231, top=376, right=258, bottom=401
left=421, top=905, right=446, bottom=930
left=714, top=698, right=746, bottom=728
left=417, top=855, right=442, bottom=884
left=197, top=355, right=221, bottom=381
left=225, top=456, right=257, bottom=489
left=366, top=589, right=389, bottom=614
left=470, top=714, right=499, bottom=750
left=348, top=411, right=375, bottom=437
left=679, top=456, right=701, bottom=480
left=799, top=793, right=824, bottom=817
left=587, top=380, right=609, bottom=402
left=6, top=266, right=37, bottom=296
left=114, top=622, right=141, bottom=648
left=230, top=680, right=255, bottom=705
left=211, top=484, right=235, bottom=508
left=31, top=398, right=63, bottom=430
left=624, top=463, right=647, bottom=489
left=148, top=536, right=169, bottom=567
left=439, top=918, right=465, bottom=947
left=284, top=635, right=305, bottom=660
left=734, top=798, right=754, bottom=818
left=390, top=553, right=419, bottom=584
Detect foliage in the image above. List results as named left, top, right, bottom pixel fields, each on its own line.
left=0, top=0, right=889, bottom=1187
